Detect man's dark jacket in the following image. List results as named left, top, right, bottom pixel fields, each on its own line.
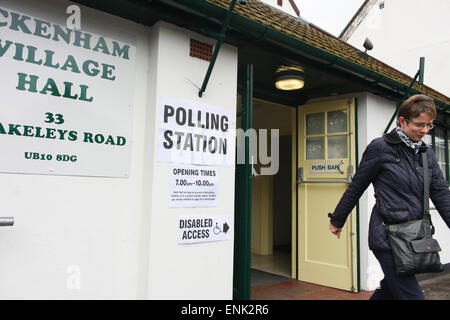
left=330, top=129, right=450, bottom=251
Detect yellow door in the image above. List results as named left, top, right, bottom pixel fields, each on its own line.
left=297, top=98, right=358, bottom=292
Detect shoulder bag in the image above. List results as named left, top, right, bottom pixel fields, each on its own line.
left=385, top=152, right=444, bottom=275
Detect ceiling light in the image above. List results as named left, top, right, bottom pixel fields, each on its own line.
left=274, top=66, right=305, bottom=90
left=275, top=75, right=304, bottom=90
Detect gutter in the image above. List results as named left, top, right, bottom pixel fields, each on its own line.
left=154, top=0, right=450, bottom=112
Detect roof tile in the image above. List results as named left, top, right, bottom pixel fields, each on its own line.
left=207, top=0, right=450, bottom=106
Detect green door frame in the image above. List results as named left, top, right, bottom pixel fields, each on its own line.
left=233, top=64, right=253, bottom=300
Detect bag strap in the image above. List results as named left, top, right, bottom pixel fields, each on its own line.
left=422, top=151, right=437, bottom=235
left=422, top=151, right=429, bottom=214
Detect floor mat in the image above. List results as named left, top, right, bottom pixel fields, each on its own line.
left=251, top=269, right=291, bottom=288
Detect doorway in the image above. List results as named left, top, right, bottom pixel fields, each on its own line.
left=297, top=98, right=358, bottom=292
left=250, top=98, right=295, bottom=280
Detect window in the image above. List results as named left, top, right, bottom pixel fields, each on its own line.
left=426, top=126, right=450, bottom=183
left=305, top=110, right=348, bottom=160
left=434, top=127, right=447, bottom=177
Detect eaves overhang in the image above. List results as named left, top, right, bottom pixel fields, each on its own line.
left=71, top=0, right=450, bottom=115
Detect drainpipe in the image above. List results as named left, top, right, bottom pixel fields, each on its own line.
left=383, top=57, right=425, bottom=134
left=419, top=57, right=425, bottom=85
left=198, top=0, right=240, bottom=97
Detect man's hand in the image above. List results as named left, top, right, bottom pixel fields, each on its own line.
left=329, top=222, right=342, bottom=239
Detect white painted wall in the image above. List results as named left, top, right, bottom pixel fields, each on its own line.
left=145, top=22, right=237, bottom=300
left=344, top=0, right=450, bottom=97
left=0, top=0, right=237, bottom=299
left=355, top=93, right=395, bottom=291
left=0, top=0, right=151, bottom=299
left=430, top=202, right=450, bottom=264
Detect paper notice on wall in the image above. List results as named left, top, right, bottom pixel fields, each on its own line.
left=157, top=97, right=234, bottom=167
left=169, top=164, right=218, bottom=207
left=178, top=215, right=232, bottom=244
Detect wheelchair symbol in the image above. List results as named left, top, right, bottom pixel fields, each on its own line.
left=213, top=223, right=222, bottom=235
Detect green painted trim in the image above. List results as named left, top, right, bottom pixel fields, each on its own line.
left=432, top=130, right=436, bottom=153
left=295, top=106, right=299, bottom=280
left=198, top=0, right=237, bottom=97
left=445, top=128, right=449, bottom=183
left=73, top=0, right=450, bottom=111
left=233, top=64, right=253, bottom=300
left=354, top=97, right=361, bottom=292
left=164, top=0, right=450, bottom=111
left=384, top=70, right=421, bottom=134
left=419, top=57, right=425, bottom=85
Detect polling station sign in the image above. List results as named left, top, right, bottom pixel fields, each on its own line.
left=178, top=216, right=232, bottom=244
left=0, top=6, right=135, bottom=177
left=158, top=97, right=234, bottom=167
